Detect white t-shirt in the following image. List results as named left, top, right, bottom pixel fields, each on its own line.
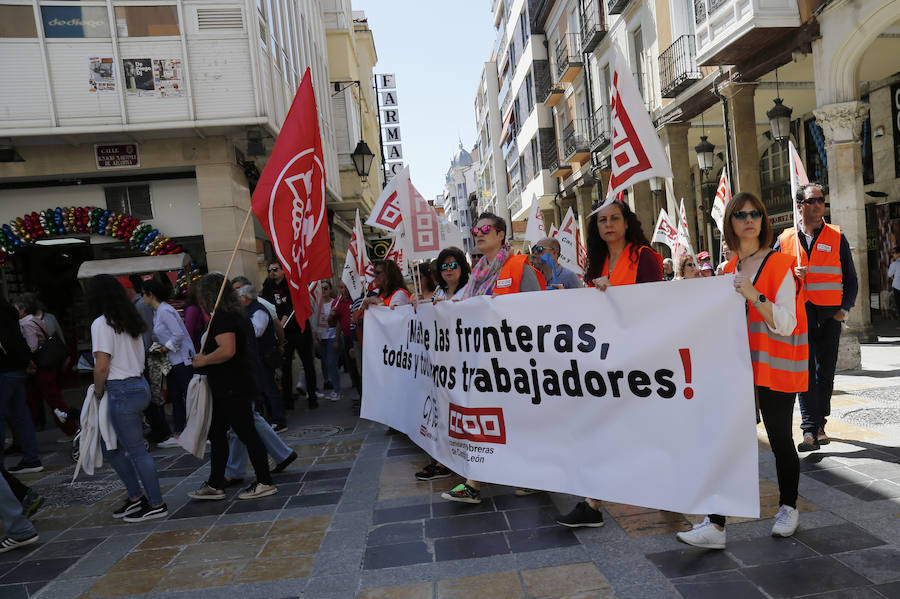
left=91, top=316, right=146, bottom=380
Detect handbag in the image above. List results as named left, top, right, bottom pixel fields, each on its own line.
left=33, top=320, right=68, bottom=370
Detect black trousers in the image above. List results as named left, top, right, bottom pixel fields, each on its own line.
left=710, top=386, right=799, bottom=527
left=1, top=467, right=29, bottom=502
left=342, top=336, right=362, bottom=394
left=207, top=393, right=272, bottom=488
left=282, top=321, right=317, bottom=402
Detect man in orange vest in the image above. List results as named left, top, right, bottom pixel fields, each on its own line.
left=775, top=183, right=858, bottom=452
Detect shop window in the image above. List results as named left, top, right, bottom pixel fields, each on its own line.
left=114, top=6, right=179, bottom=37
left=0, top=5, right=37, bottom=37
left=105, top=185, right=153, bottom=220
left=760, top=142, right=791, bottom=217
left=41, top=6, right=110, bottom=37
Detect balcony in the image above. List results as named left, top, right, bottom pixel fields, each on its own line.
left=693, top=0, right=800, bottom=66
left=507, top=186, right=523, bottom=217
left=549, top=156, right=572, bottom=179
left=659, top=35, right=703, bottom=98
left=536, top=61, right=564, bottom=107
left=607, top=0, right=631, bottom=16
left=580, top=3, right=607, bottom=54
left=562, top=119, right=591, bottom=165
left=555, top=34, right=583, bottom=85
left=590, top=108, right=610, bottom=150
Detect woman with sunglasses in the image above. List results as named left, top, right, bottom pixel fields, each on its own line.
left=431, top=247, right=470, bottom=302
left=442, top=212, right=545, bottom=504
left=676, top=192, right=807, bottom=549
left=364, top=260, right=410, bottom=309
left=554, top=199, right=662, bottom=528
left=676, top=253, right=699, bottom=280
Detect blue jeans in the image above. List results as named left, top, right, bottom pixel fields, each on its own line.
left=101, top=377, right=164, bottom=506
left=798, top=304, right=843, bottom=436
left=226, top=407, right=292, bottom=479
left=0, top=371, right=40, bottom=464
left=320, top=337, right=341, bottom=393
left=0, top=475, right=35, bottom=541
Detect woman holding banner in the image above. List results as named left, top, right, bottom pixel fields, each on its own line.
left=676, top=192, right=806, bottom=549
left=364, top=260, right=411, bottom=309
left=441, top=212, right=545, bottom=504
left=431, top=247, right=470, bottom=302
left=555, top=199, right=662, bottom=528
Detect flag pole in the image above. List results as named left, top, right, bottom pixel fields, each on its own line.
left=199, top=208, right=254, bottom=354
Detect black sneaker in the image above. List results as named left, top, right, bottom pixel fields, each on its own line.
left=272, top=451, right=298, bottom=474
left=556, top=501, right=605, bottom=528
left=112, top=496, right=145, bottom=519
left=415, top=461, right=452, bottom=481
left=123, top=498, right=169, bottom=523
left=7, top=461, right=43, bottom=474
left=0, top=533, right=39, bottom=553
left=21, top=491, right=45, bottom=519
left=798, top=433, right=820, bottom=453
left=308, top=397, right=319, bottom=410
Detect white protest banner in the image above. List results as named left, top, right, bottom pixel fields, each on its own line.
left=524, top=195, right=546, bottom=244
left=651, top=209, right=679, bottom=254
left=362, top=279, right=760, bottom=517
left=711, top=168, right=730, bottom=236
left=341, top=210, right=372, bottom=299
left=557, top=208, right=586, bottom=275
left=788, top=141, right=809, bottom=266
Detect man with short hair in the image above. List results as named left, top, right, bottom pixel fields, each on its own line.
left=775, top=182, right=858, bottom=451
left=531, top=238, right=582, bottom=289
left=662, top=258, right=675, bottom=281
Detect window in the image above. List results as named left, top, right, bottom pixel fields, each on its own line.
left=519, top=9, right=528, bottom=46
left=0, top=5, right=37, bottom=37
left=525, top=72, right=534, bottom=112
left=759, top=142, right=790, bottom=216
left=601, top=64, right=611, bottom=107
left=105, top=185, right=153, bottom=220
left=41, top=6, right=110, bottom=37
left=631, top=27, right=645, bottom=99
left=530, top=138, right=539, bottom=178
left=114, top=6, right=178, bottom=36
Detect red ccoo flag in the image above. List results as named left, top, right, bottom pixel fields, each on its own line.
left=251, top=68, right=331, bottom=331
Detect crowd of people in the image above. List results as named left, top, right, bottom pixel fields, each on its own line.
left=0, top=182, right=865, bottom=555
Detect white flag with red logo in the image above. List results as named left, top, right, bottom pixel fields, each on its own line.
left=366, top=167, right=407, bottom=232
left=651, top=209, right=679, bottom=254
left=384, top=236, right=405, bottom=271
left=593, top=48, right=672, bottom=213
left=524, top=195, right=546, bottom=244
left=557, top=207, right=586, bottom=275
left=251, top=68, right=330, bottom=331
left=711, top=168, right=731, bottom=236
left=674, top=199, right=696, bottom=264
left=399, top=169, right=464, bottom=260
left=341, top=210, right=373, bottom=300
left=548, top=224, right=559, bottom=239
left=788, top=141, right=808, bottom=265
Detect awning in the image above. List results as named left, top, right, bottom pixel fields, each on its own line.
left=76, top=254, right=191, bottom=280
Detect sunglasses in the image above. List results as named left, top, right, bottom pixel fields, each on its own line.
left=531, top=245, right=545, bottom=254
left=798, top=197, right=826, bottom=206
left=267, top=267, right=281, bottom=273
left=472, top=224, right=495, bottom=236
left=440, top=261, right=460, bottom=271
left=732, top=210, right=763, bottom=221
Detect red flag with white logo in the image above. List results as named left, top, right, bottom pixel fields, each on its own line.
left=251, top=68, right=330, bottom=331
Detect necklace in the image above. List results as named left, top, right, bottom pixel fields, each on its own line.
left=737, top=247, right=763, bottom=271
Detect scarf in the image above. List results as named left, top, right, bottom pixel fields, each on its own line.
left=461, top=245, right=512, bottom=299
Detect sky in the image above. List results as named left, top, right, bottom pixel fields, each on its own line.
left=351, top=0, right=497, bottom=202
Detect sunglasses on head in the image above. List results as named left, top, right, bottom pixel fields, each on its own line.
left=530, top=245, right=545, bottom=254
left=472, top=224, right=495, bottom=236
left=732, top=210, right=763, bottom=221
left=798, top=197, right=826, bottom=206
left=440, top=261, right=460, bottom=271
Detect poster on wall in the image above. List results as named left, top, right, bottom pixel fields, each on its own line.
left=122, top=58, right=154, bottom=96
left=88, top=56, right=116, bottom=93
left=152, top=59, right=183, bottom=97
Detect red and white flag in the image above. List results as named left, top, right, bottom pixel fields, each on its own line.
left=549, top=224, right=559, bottom=239
left=341, top=210, right=373, bottom=300
left=251, top=68, right=330, bottom=331
left=594, top=48, right=672, bottom=213
left=788, top=140, right=809, bottom=266
left=384, top=236, right=405, bottom=271
left=711, top=168, right=731, bottom=236
left=366, top=166, right=406, bottom=232
left=524, top=194, right=546, bottom=243
left=651, top=209, right=679, bottom=254
left=557, top=207, right=586, bottom=275
left=674, top=199, right=696, bottom=264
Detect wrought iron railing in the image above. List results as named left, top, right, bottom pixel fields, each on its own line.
left=506, top=186, right=522, bottom=216
left=535, top=60, right=560, bottom=103
left=608, top=0, right=631, bottom=16
left=580, top=1, right=606, bottom=53
left=590, top=107, right=610, bottom=149
left=694, top=0, right=706, bottom=24
left=659, top=35, right=703, bottom=98
left=563, top=118, right=591, bottom=160
left=554, top=33, right=582, bottom=81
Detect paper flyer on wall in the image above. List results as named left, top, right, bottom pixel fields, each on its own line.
left=88, top=56, right=116, bottom=93
left=153, top=59, right=183, bottom=97
left=122, top=58, right=154, bottom=96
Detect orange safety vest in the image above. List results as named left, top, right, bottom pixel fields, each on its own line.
left=601, top=244, right=664, bottom=286
left=778, top=223, right=843, bottom=306
left=724, top=253, right=808, bottom=393
left=381, top=288, right=411, bottom=306
left=492, top=254, right=546, bottom=295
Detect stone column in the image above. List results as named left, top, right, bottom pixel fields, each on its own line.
left=659, top=123, right=697, bottom=242
left=813, top=100, right=870, bottom=371
left=719, top=81, right=762, bottom=199
left=575, top=185, right=594, bottom=250
left=195, top=138, right=259, bottom=280
left=630, top=181, right=654, bottom=242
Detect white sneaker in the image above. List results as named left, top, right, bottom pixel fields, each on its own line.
left=771, top=505, right=799, bottom=537
left=676, top=517, right=726, bottom=549
left=328, top=391, right=341, bottom=402
left=156, top=437, right=181, bottom=449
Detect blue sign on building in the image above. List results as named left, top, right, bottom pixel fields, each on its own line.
left=41, top=6, right=110, bottom=38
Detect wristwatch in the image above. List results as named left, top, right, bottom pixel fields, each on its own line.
left=753, top=294, right=767, bottom=307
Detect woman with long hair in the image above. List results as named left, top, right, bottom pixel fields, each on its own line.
left=188, top=273, right=276, bottom=501
left=555, top=199, right=662, bottom=528
left=441, top=212, right=545, bottom=503
left=141, top=279, right=194, bottom=435
left=364, top=260, right=411, bottom=309
left=676, top=193, right=806, bottom=549
left=87, top=275, right=167, bottom=522
left=183, top=280, right=207, bottom=352
left=431, top=246, right=471, bottom=301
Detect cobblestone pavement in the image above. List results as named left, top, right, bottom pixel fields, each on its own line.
left=1, top=341, right=899, bottom=599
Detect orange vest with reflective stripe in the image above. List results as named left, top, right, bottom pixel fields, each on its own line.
left=725, top=253, right=808, bottom=393
left=778, top=224, right=843, bottom=306
left=492, top=254, right=546, bottom=295
left=601, top=244, right=663, bottom=286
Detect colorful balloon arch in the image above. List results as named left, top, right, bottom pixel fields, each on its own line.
left=0, top=206, right=183, bottom=265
